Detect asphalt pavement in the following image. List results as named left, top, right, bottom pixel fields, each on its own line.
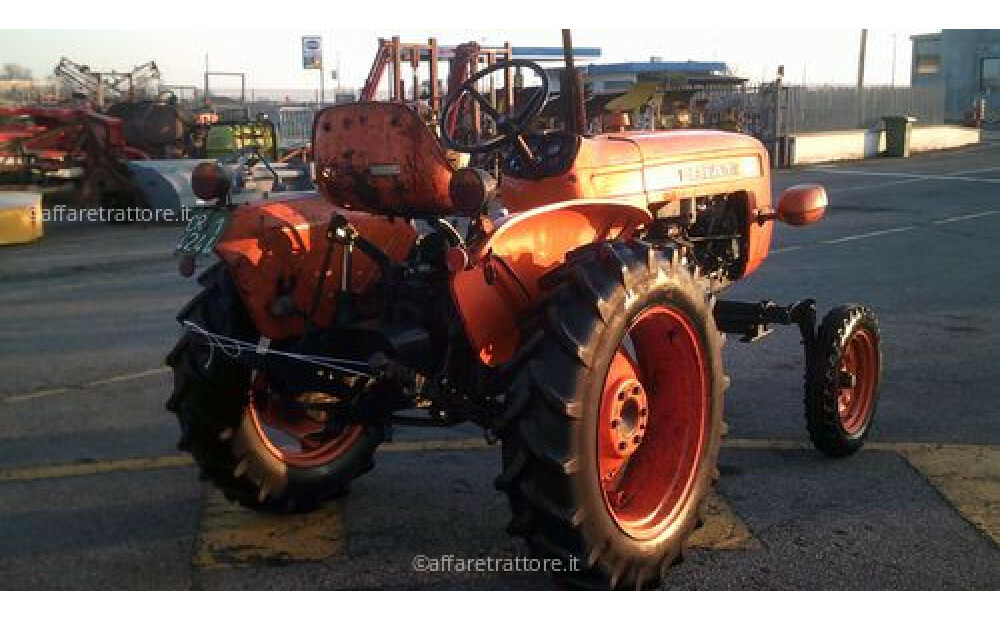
left=0, top=142, right=997, bottom=589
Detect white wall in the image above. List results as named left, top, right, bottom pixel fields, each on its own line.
left=789, top=125, right=980, bottom=165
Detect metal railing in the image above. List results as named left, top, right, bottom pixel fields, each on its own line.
left=785, top=85, right=946, bottom=132
left=274, top=106, right=319, bottom=147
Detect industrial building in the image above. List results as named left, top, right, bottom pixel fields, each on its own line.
left=911, top=29, right=1000, bottom=122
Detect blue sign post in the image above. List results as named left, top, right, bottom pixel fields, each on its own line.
left=302, top=35, right=324, bottom=103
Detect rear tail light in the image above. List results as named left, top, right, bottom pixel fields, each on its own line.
left=191, top=162, right=231, bottom=201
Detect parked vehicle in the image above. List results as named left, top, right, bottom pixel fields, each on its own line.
left=166, top=32, right=881, bottom=589
left=0, top=105, right=147, bottom=212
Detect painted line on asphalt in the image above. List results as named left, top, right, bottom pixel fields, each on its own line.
left=724, top=438, right=1000, bottom=452
left=829, top=178, right=926, bottom=193
left=948, top=165, right=1000, bottom=175
left=825, top=164, right=1000, bottom=192
left=1, top=387, right=71, bottom=403
left=814, top=169, right=1000, bottom=184
left=197, top=440, right=996, bottom=568
left=195, top=488, right=348, bottom=568
left=931, top=210, right=999, bottom=225
left=3, top=437, right=993, bottom=481
left=0, top=439, right=494, bottom=483
left=900, top=444, right=999, bottom=545
left=821, top=226, right=916, bottom=245
left=0, top=454, right=193, bottom=483
left=689, top=491, right=761, bottom=551
left=1, top=438, right=989, bottom=567
left=193, top=486, right=761, bottom=570
left=764, top=210, right=996, bottom=256
left=82, top=367, right=171, bottom=387
left=727, top=439, right=999, bottom=544
left=1, top=367, right=171, bottom=404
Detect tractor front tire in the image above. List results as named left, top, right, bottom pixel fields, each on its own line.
left=165, top=264, right=382, bottom=512
left=805, top=304, right=881, bottom=457
left=496, top=240, right=725, bottom=589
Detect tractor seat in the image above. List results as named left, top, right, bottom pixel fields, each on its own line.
left=312, top=101, right=462, bottom=216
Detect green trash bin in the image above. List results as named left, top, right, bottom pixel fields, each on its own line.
left=883, top=115, right=917, bottom=157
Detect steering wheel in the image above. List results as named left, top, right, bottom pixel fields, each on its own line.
left=438, top=59, right=550, bottom=158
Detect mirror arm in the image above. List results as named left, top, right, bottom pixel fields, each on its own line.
left=756, top=209, right=781, bottom=225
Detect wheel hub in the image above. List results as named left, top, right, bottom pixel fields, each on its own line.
left=249, top=376, right=363, bottom=467
left=837, top=327, right=877, bottom=435
left=597, top=305, right=711, bottom=541
left=604, top=377, right=648, bottom=460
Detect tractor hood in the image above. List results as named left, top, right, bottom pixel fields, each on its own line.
left=501, top=129, right=769, bottom=213
left=599, top=129, right=765, bottom=164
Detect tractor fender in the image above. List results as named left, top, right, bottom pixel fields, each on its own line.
left=450, top=199, right=652, bottom=366
left=213, top=193, right=417, bottom=340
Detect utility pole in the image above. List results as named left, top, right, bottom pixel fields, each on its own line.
left=857, top=29, right=868, bottom=127
left=856, top=29, right=867, bottom=88
left=204, top=53, right=209, bottom=106
left=891, top=32, right=897, bottom=87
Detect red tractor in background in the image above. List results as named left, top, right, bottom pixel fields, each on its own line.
left=167, top=31, right=881, bottom=589
left=0, top=105, right=148, bottom=210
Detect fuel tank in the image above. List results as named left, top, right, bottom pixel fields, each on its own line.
left=106, top=102, right=193, bottom=159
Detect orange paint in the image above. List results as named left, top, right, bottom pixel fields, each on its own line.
left=450, top=200, right=652, bottom=365
left=500, top=129, right=774, bottom=279
left=221, top=108, right=784, bottom=357
left=312, top=102, right=461, bottom=216
left=215, top=194, right=417, bottom=340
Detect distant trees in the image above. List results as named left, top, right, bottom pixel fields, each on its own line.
left=1, top=64, right=33, bottom=80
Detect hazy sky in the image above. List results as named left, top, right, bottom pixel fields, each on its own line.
left=0, top=29, right=923, bottom=93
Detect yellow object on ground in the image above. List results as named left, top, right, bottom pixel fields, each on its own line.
left=605, top=82, right=660, bottom=112
left=0, top=192, right=44, bottom=245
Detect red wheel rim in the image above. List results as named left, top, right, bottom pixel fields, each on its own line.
left=837, top=327, right=878, bottom=436
left=248, top=375, right=363, bottom=468
left=598, top=306, right=710, bottom=541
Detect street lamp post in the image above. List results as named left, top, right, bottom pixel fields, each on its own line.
left=857, top=29, right=868, bottom=127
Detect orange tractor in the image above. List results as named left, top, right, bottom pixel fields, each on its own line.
left=166, top=32, right=881, bottom=589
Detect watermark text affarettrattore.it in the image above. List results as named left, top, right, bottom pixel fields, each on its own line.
left=26, top=205, right=192, bottom=224
left=412, top=554, right=580, bottom=574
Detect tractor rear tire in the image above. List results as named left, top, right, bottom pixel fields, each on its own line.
left=165, top=264, right=382, bottom=512
left=805, top=304, right=881, bottom=457
left=496, top=240, right=725, bottom=590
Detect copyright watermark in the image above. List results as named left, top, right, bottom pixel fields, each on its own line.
left=412, top=554, right=580, bottom=574
left=25, top=205, right=192, bottom=224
